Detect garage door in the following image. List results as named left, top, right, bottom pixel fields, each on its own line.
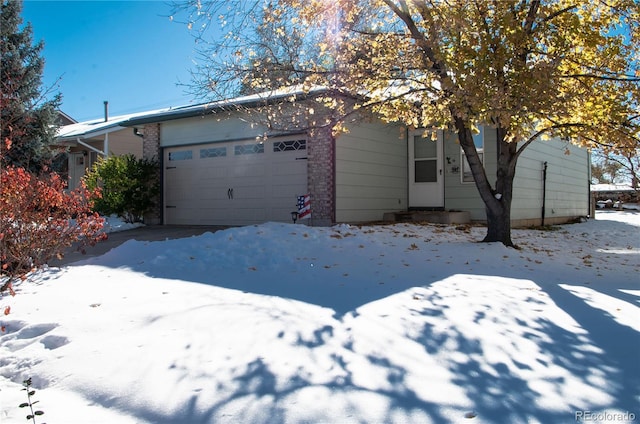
left=163, top=138, right=308, bottom=225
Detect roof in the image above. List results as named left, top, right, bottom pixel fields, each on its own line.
left=56, top=110, right=77, bottom=125
left=55, top=86, right=329, bottom=140
left=120, top=85, right=328, bottom=127
left=591, top=183, right=636, bottom=192
left=56, top=107, right=173, bottom=140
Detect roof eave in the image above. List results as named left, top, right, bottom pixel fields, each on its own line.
left=56, top=124, right=128, bottom=141
left=121, top=87, right=329, bottom=127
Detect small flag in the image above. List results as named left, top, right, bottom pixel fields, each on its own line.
left=297, top=194, right=311, bottom=219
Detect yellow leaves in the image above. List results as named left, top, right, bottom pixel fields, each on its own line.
left=177, top=0, right=639, bottom=156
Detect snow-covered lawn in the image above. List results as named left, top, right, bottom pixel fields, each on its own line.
left=1, top=211, right=638, bottom=423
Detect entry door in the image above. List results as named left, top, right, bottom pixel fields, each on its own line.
left=68, top=152, right=86, bottom=190
left=408, top=130, right=444, bottom=208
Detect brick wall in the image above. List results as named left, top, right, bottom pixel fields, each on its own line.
left=142, top=123, right=162, bottom=225
left=307, top=127, right=335, bottom=226
left=142, top=123, right=160, bottom=160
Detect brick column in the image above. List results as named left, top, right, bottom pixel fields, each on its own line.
left=142, top=123, right=162, bottom=225
left=307, top=126, right=335, bottom=226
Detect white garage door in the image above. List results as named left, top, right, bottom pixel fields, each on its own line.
left=164, top=138, right=308, bottom=225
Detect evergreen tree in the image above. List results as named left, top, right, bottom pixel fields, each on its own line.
left=1, top=0, right=61, bottom=173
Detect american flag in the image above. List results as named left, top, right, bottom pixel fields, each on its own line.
left=296, top=194, right=311, bottom=219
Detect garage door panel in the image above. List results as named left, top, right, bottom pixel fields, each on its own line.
left=164, top=138, right=307, bottom=225
left=233, top=165, right=265, bottom=178
left=234, top=187, right=268, bottom=199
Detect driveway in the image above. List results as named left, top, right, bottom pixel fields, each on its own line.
left=50, top=225, right=227, bottom=267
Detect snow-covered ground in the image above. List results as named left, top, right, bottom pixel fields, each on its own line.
left=1, top=211, right=638, bottom=423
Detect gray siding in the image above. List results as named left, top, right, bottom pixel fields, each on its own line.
left=442, top=129, right=495, bottom=220
left=512, top=138, right=589, bottom=223
left=441, top=127, right=589, bottom=224
left=336, top=122, right=407, bottom=222
left=159, top=112, right=269, bottom=147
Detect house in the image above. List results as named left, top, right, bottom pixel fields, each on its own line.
left=56, top=110, right=77, bottom=126
left=591, top=184, right=639, bottom=208
left=116, top=88, right=590, bottom=227
left=55, top=104, right=169, bottom=190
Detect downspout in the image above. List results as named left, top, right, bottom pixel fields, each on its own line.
left=542, top=161, right=548, bottom=226
left=587, top=150, right=593, bottom=218
left=406, top=126, right=410, bottom=211
left=104, top=101, right=109, bottom=158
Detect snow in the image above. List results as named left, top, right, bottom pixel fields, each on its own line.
left=100, top=214, right=144, bottom=233
left=591, top=184, right=636, bottom=192
left=1, top=211, right=638, bottom=423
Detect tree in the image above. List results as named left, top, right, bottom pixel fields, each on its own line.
left=83, top=154, right=161, bottom=223
left=591, top=146, right=639, bottom=189
left=171, top=1, right=319, bottom=98
left=0, top=0, right=105, bottom=321
left=591, top=158, right=621, bottom=185
left=173, top=0, right=640, bottom=246
left=1, top=0, right=61, bottom=173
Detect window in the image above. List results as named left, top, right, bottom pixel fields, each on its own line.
left=168, top=150, right=193, bottom=161
left=234, top=143, right=264, bottom=155
left=414, top=135, right=438, bottom=183
left=200, top=147, right=227, bottom=158
left=274, top=139, right=306, bottom=152
left=461, top=126, right=484, bottom=183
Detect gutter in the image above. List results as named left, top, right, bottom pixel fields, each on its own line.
left=76, top=138, right=105, bottom=156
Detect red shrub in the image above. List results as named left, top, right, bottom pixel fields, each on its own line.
left=0, top=166, right=106, bottom=293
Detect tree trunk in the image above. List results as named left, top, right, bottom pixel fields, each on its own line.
left=455, top=119, right=518, bottom=247
left=483, top=197, right=514, bottom=246
left=482, top=133, right=518, bottom=247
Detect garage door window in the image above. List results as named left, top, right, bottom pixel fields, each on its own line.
left=200, top=147, right=227, bottom=158
left=168, top=150, right=193, bottom=161
left=235, top=143, right=264, bottom=155
left=274, top=139, right=306, bottom=152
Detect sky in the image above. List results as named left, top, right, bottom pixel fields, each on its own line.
left=0, top=210, right=638, bottom=423
left=21, top=1, right=201, bottom=122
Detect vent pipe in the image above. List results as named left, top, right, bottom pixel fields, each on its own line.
left=104, top=101, right=109, bottom=122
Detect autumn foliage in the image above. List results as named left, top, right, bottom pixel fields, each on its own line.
left=0, top=166, right=106, bottom=294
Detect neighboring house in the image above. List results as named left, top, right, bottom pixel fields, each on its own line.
left=55, top=106, right=167, bottom=190
left=115, top=88, right=590, bottom=227
left=56, top=110, right=77, bottom=126
left=591, top=184, right=638, bottom=208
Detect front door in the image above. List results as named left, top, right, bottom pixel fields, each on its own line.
left=408, top=130, right=444, bottom=208
left=68, top=152, right=86, bottom=191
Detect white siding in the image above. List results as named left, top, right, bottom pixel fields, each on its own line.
left=336, top=122, right=407, bottom=222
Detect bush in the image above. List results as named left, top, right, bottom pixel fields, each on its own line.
left=83, top=154, right=159, bottom=223
left=0, top=166, right=106, bottom=294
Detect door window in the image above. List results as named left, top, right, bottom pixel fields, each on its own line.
left=414, top=135, right=438, bottom=183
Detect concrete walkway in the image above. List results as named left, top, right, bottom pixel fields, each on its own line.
left=50, top=225, right=227, bottom=267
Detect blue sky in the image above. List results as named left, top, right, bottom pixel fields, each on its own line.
left=22, top=1, right=200, bottom=122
